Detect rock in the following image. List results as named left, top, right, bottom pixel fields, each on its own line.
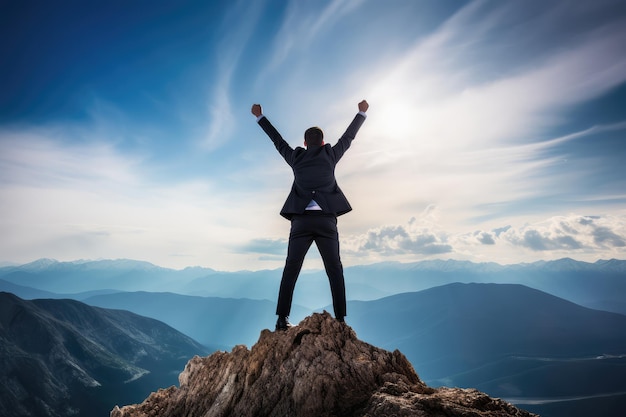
left=111, top=312, right=536, bottom=417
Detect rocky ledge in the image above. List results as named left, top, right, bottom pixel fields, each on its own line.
left=111, top=312, right=536, bottom=417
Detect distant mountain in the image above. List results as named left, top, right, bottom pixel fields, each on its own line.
left=345, top=283, right=626, bottom=417
left=0, top=278, right=58, bottom=299
left=83, top=292, right=310, bottom=348
left=0, top=292, right=209, bottom=417
left=0, top=259, right=388, bottom=310
left=0, top=278, right=127, bottom=303
left=347, top=258, right=626, bottom=314
left=2, top=257, right=625, bottom=314
left=0, top=259, right=216, bottom=295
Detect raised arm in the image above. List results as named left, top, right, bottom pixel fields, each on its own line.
left=332, top=100, right=369, bottom=160
left=252, top=103, right=295, bottom=165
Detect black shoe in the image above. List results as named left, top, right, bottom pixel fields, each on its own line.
left=276, top=316, right=293, bottom=331
left=336, top=316, right=345, bottom=323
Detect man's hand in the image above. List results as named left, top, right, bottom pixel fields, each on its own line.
left=358, top=100, right=369, bottom=113
left=251, top=104, right=263, bottom=117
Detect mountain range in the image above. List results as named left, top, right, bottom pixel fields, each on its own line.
left=84, top=283, right=626, bottom=416
left=1, top=257, right=625, bottom=314
left=1, top=257, right=625, bottom=416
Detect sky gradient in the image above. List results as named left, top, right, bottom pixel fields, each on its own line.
left=1, top=0, right=626, bottom=270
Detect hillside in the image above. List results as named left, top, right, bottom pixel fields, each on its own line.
left=0, top=292, right=208, bottom=417
left=346, top=283, right=626, bottom=417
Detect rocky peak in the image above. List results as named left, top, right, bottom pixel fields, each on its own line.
left=111, top=312, right=536, bottom=417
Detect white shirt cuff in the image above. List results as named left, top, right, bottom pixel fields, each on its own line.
left=358, top=111, right=367, bottom=118
left=256, top=115, right=265, bottom=122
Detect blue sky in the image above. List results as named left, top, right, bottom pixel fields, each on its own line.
left=1, top=0, right=625, bottom=270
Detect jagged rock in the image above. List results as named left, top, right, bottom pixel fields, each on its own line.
left=111, top=312, right=536, bottom=417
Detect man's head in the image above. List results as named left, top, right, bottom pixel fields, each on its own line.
left=304, top=126, right=324, bottom=147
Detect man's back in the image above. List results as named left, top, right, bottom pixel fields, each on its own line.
left=257, top=112, right=366, bottom=219
left=291, top=145, right=337, bottom=191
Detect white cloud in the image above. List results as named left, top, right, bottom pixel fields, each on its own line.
left=0, top=125, right=265, bottom=269
left=0, top=127, right=141, bottom=189
left=239, top=1, right=626, bottom=268
left=502, top=214, right=626, bottom=252
left=325, top=1, right=626, bottom=235
left=336, top=211, right=626, bottom=264
left=342, top=205, right=452, bottom=259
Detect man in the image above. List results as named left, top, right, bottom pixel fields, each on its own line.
left=251, top=100, right=369, bottom=331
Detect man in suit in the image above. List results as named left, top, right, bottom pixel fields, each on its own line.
left=251, top=100, right=369, bottom=330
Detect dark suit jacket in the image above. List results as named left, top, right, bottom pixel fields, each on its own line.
left=258, top=113, right=366, bottom=220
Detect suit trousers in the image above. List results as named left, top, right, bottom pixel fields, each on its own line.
left=276, top=211, right=346, bottom=319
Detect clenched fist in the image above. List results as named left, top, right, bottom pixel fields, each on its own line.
left=251, top=104, right=262, bottom=117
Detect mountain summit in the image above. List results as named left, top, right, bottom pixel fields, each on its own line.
left=111, top=312, right=535, bottom=417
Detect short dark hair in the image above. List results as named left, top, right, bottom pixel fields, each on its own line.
left=304, top=126, right=324, bottom=146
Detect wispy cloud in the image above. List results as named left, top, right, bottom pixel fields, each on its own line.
left=0, top=123, right=252, bottom=267
left=199, top=0, right=266, bottom=151
left=237, top=0, right=626, bottom=267
left=0, top=127, right=141, bottom=189
left=331, top=1, right=626, bottom=230
left=263, top=0, right=365, bottom=72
